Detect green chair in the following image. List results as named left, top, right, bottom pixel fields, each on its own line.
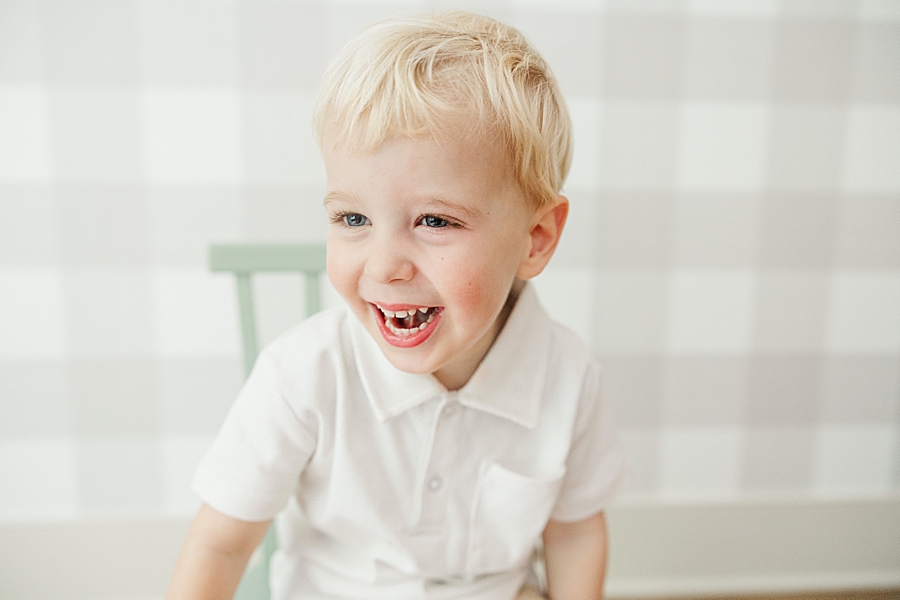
left=210, top=242, right=327, bottom=600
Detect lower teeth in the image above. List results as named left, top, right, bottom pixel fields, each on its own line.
left=386, top=311, right=434, bottom=335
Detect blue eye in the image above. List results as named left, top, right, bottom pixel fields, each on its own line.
left=343, top=213, right=369, bottom=227
left=422, top=215, right=449, bottom=228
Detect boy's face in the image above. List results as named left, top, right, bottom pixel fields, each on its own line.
left=323, top=130, right=544, bottom=390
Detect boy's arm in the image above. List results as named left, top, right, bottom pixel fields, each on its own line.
left=541, top=510, right=608, bottom=600
left=165, top=503, right=271, bottom=600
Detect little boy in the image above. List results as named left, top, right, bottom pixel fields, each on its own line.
left=167, top=12, right=625, bottom=600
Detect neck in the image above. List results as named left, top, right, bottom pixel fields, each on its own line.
left=434, top=278, right=525, bottom=391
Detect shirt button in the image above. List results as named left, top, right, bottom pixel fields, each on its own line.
left=443, top=404, right=455, bottom=416
left=428, top=476, right=443, bottom=492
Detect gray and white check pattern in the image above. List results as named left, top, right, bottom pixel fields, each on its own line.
left=1, top=0, right=898, bottom=521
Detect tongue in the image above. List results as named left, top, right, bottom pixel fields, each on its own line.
left=394, top=308, right=430, bottom=329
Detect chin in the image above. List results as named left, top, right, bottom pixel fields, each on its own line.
left=377, top=344, right=439, bottom=375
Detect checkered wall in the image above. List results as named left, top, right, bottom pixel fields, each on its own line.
left=1, top=0, right=898, bottom=522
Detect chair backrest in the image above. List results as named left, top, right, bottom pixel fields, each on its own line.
left=210, top=243, right=327, bottom=377
left=209, top=242, right=327, bottom=600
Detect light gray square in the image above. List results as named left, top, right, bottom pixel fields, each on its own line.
left=683, top=17, right=775, bottom=100
left=511, top=10, right=603, bottom=96
left=835, top=194, right=900, bottom=268
left=0, top=361, right=72, bottom=437
left=746, top=355, right=822, bottom=426
left=666, top=270, right=756, bottom=354
left=758, top=192, right=838, bottom=268
left=56, top=184, right=151, bottom=267
left=158, top=358, right=242, bottom=434
left=592, top=192, right=675, bottom=268
left=596, top=355, right=666, bottom=427
left=244, top=186, right=328, bottom=243
left=742, top=426, right=814, bottom=491
left=819, top=356, right=900, bottom=423
left=772, top=19, right=855, bottom=101
left=152, top=267, right=244, bottom=359
left=599, top=101, right=679, bottom=190
left=766, top=105, right=846, bottom=192
left=1, top=85, right=55, bottom=183
left=851, top=23, right=900, bottom=102
left=42, top=0, right=138, bottom=84
left=824, top=271, right=900, bottom=355
left=602, top=14, right=686, bottom=99
left=593, top=271, right=669, bottom=354
left=243, top=92, right=323, bottom=186
left=49, top=88, right=142, bottom=182
left=76, top=436, right=162, bottom=513
left=0, top=185, right=57, bottom=265
left=676, top=102, right=770, bottom=192
left=618, top=427, right=660, bottom=495
left=63, top=269, right=155, bottom=358
left=238, top=2, right=330, bottom=90
left=141, top=89, right=243, bottom=185
left=0, top=0, right=44, bottom=82
left=662, top=356, right=748, bottom=426
left=840, top=105, right=900, bottom=194
left=753, top=271, right=830, bottom=353
left=673, top=193, right=761, bottom=268
left=71, top=359, right=160, bottom=436
left=136, top=0, right=238, bottom=86
left=149, top=186, right=243, bottom=269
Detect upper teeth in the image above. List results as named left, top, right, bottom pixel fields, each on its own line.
left=378, top=306, right=431, bottom=319
left=376, top=305, right=438, bottom=335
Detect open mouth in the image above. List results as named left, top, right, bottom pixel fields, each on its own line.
left=372, top=304, right=443, bottom=347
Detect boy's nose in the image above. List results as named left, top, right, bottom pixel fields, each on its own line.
left=363, top=234, right=415, bottom=284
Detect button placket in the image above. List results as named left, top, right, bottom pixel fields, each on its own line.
left=415, top=395, right=458, bottom=530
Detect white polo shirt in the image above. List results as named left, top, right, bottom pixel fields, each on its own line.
left=193, top=284, right=626, bottom=600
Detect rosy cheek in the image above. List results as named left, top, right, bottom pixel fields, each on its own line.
left=455, top=284, right=484, bottom=315
left=446, top=265, right=502, bottom=321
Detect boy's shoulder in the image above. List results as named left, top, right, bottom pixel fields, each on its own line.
left=547, top=318, right=594, bottom=359
left=479, top=284, right=601, bottom=400
left=542, top=318, right=603, bottom=392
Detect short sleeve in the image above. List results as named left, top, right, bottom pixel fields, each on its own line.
left=192, top=346, right=319, bottom=522
left=550, top=365, right=628, bottom=523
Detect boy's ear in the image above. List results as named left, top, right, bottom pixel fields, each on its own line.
left=517, top=195, right=569, bottom=280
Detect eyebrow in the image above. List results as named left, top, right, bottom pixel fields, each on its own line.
left=420, top=197, right=484, bottom=220
left=323, top=191, right=356, bottom=206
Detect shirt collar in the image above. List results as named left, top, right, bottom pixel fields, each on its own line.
left=349, top=283, right=552, bottom=428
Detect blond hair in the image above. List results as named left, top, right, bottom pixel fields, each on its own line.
left=314, top=11, right=572, bottom=209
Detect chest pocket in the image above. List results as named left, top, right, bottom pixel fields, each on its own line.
left=467, top=463, right=566, bottom=574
